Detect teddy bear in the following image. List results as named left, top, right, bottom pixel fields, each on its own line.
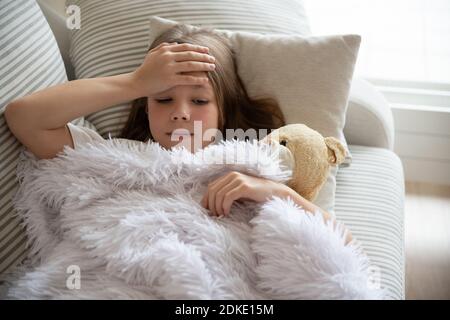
left=260, top=123, right=347, bottom=202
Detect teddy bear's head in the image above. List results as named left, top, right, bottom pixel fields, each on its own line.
left=261, top=124, right=347, bottom=201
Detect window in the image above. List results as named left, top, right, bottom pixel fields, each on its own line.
left=303, top=0, right=450, bottom=108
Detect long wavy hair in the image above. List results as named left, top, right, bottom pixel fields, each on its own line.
left=119, top=24, right=285, bottom=142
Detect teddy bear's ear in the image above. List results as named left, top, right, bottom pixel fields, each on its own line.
left=324, top=137, right=346, bottom=165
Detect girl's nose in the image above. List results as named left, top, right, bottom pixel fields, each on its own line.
left=170, top=106, right=190, bottom=121
left=170, top=113, right=190, bottom=121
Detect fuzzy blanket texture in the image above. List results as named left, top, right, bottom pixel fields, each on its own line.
left=3, top=138, right=385, bottom=299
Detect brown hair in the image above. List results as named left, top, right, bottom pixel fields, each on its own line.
left=119, top=24, right=286, bottom=142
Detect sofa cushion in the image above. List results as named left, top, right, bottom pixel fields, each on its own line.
left=335, top=145, right=405, bottom=299
left=0, top=0, right=87, bottom=277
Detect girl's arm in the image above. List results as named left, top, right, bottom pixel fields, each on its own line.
left=5, top=73, right=139, bottom=159
left=201, top=171, right=354, bottom=245
left=4, top=42, right=215, bottom=159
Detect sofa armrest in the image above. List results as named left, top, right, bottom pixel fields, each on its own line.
left=37, top=0, right=76, bottom=80
left=344, top=78, right=395, bottom=150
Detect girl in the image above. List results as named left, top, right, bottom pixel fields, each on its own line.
left=5, top=24, right=352, bottom=244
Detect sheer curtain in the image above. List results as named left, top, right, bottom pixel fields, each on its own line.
left=303, top=0, right=450, bottom=107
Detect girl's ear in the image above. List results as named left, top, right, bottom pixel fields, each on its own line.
left=324, top=137, right=346, bottom=165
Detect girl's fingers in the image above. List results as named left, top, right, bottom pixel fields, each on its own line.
left=148, top=42, right=171, bottom=53
left=168, top=43, right=210, bottom=53
left=222, top=187, right=242, bottom=216
left=203, top=172, right=239, bottom=216
left=207, top=175, right=232, bottom=216
left=201, top=192, right=208, bottom=209
left=209, top=173, right=239, bottom=216
left=172, top=51, right=216, bottom=63
left=209, top=173, right=232, bottom=189
left=215, top=180, right=240, bottom=216
left=174, top=61, right=216, bottom=74
left=175, top=74, right=209, bottom=86
left=208, top=189, right=216, bottom=216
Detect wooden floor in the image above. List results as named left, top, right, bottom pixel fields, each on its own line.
left=405, top=182, right=450, bottom=300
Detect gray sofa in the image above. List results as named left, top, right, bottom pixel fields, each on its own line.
left=341, top=67, right=404, bottom=299
left=0, top=0, right=405, bottom=299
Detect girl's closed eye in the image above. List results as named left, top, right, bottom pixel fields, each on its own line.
left=193, top=99, right=209, bottom=105
left=155, top=98, right=209, bottom=105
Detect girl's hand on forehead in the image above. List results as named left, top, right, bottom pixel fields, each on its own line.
left=131, top=42, right=216, bottom=97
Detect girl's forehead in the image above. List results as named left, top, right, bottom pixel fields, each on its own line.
left=152, top=71, right=214, bottom=96
left=156, top=83, right=213, bottom=96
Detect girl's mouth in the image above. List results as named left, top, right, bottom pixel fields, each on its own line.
left=166, top=132, right=194, bottom=136
left=167, top=132, right=194, bottom=141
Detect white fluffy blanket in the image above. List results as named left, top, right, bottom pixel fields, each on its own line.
left=4, top=138, right=385, bottom=299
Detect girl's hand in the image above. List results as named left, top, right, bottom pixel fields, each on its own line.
left=200, top=171, right=290, bottom=216
left=131, top=42, right=216, bottom=97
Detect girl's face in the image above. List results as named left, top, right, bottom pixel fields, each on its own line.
left=147, top=72, right=219, bottom=153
